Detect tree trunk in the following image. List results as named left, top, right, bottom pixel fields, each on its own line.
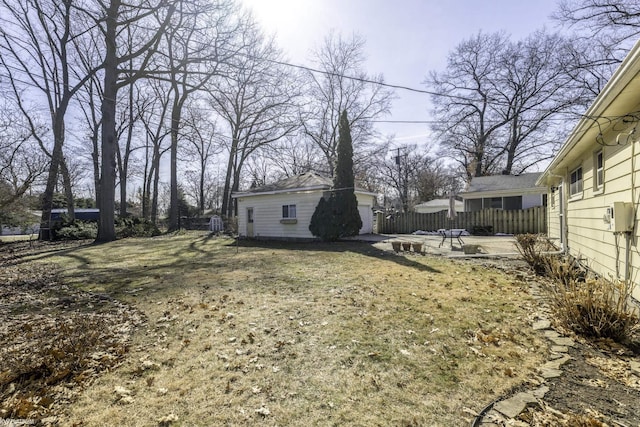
left=199, top=161, right=205, bottom=214
left=39, top=101, right=69, bottom=239
left=59, top=157, right=75, bottom=219
left=168, top=94, right=182, bottom=231
left=503, top=116, right=519, bottom=175
left=91, top=123, right=101, bottom=210
left=142, top=136, right=151, bottom=220
left=151, top=148, right=161, bottom=224
left=221, top=138, right=237, bottom=219
left=39, top=146, right=62, bottom=240
left=96, top=0, right=120, bottom=243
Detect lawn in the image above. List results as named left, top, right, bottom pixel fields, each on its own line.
left=4, top=233, right=547, bottom=426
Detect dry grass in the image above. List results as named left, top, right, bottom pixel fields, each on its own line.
left=22, top=232, right=546, bottom=426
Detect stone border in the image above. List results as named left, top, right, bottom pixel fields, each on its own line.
left=473, top=281, right=575, bottom=426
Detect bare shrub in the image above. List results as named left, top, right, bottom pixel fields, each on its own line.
left=516, top=236, right=638, bottom=343
left=544, top=255, right=587, bottom=287
left=549, top=271, right=639, bottom=342
left=515, top=234, right=557, bottom=274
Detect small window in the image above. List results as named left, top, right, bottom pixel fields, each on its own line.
left=594, top=150, right=604, bottom=190
left=467, top=199, right=482, bottom=212
left=503, top=196, right=522, bottom=211
left=570, top=166, right=583, bottom=196
left=484, top=197, right=502, bottom=209
left=282, top=204, right=296, bottom=219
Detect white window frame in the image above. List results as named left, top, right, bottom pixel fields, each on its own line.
left=594, top=149, right=604, bottom=193
left=282, top=204, right=297, bottom=219
left=569, top=166, right=583, bottom=198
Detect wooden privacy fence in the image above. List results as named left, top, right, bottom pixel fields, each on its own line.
left=376, top=206, right=546, bottom=235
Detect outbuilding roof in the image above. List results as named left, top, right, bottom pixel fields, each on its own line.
left=414, top=198, right=459, bottom=208
left=464, top=173, right=543, bottom=193
left=244, top=172, right=332, bottom=194
left=232, top=172, right=376, bottom=197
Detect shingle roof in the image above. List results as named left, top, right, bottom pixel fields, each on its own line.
left=414, top=198, right=457, bottom=208
left=465, top=173, right=543, bottom=193
left=241, top=172, right=333, bottom=194
left=237, top=171, right=375, bottom=196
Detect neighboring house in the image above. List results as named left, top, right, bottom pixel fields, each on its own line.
left=537, top=40, right=640, bottom=302
left=459, top=173, right=546, bottom=212
left=50, top=208, right=100, bottom=222
left=414, top=198, right=464, bottom=214
left=232, top=172, right=377, bottom=240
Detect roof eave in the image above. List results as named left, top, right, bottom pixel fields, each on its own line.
left=460, top=187, right=546, bottom=199
left=232, top=186, right=378, bottom=198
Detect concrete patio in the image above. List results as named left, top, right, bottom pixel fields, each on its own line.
left=352, top=233, right=521, bottom=257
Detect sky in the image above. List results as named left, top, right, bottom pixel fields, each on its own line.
left=238, top=0, right=562, bottom=151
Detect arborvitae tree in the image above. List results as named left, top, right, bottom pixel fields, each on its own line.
left=309, top=110, right=362, bottom=241
left=333, top=110, right=362, bottom=237
left=308, top=196, right=339, bottom=241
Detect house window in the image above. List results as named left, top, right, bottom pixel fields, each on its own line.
left=503, top=196, right=522, bottom=211
left=570, top=166, right=583, bottom=196
left=594, top=150, right=604, bottom=190
left=484, top=197, right=502, bottom=209
left=282, top=204, right=296, bottom=219
left=467, top=199, right=482, bottom=212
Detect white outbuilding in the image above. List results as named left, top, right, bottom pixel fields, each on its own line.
left=232, top=172, right=377, bottom=240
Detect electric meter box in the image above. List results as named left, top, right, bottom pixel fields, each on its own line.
left=611, top=202, right=635, bottom=232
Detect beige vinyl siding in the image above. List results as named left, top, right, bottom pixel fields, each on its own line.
left=562, top=140, right=640, bottom=300
left=237, top=191, right=321, bottom=239
left=236, top=191, right=376, bottom=239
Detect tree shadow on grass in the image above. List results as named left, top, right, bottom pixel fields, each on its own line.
left=225, top=238, right=442, bottom=273
left=2, top=234, right=442, bottom=300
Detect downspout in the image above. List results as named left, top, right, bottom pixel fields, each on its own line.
left=626, top=131, right=637, bottom=283
left=547, top=173, right=568, bottom=255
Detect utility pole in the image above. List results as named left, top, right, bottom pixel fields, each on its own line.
left=394, top=147, right=409, bottom=212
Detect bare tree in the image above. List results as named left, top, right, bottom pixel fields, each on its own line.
left=0, top=0, right=102, bottom=238
left=301, top=32, right=394, bottom=175
left=158, top=0, right=241, bottom=230
left=96, top=0, right=176, bottom=242
left=553, top=1, right=639, bottom=96
left=260, top=135, right=324, bottom=179
left=378, top=145, right=424, bottom=212
left=555, top=0, right=640, bottom=49
left=492, top=30, right=588, bottom=174
left=180, top=102, right=222, bottom=214
left=0, top=101, right=48, bottom=210
left=209, top=24, right=302, bottom=218
left=76, top=70, right=104, bottom=208
left=427, top=31, right=588, bottom=181
left=427, top=32, right=511, bottom=180
left=413, top=158, right=461, bottom=203
left=138, top=78, right=172, bottom=223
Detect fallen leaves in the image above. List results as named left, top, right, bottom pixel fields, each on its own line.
left=0, top=261, right=143, bottom=420
left=586, top=356, right=640, bottom=389
left=255, top=405, right=270, bottom=416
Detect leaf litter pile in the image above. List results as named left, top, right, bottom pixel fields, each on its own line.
left=0, top=241, right=143, bottom=423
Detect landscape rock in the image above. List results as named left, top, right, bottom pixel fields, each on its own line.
left=532, top=320, right=551, bottom=330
